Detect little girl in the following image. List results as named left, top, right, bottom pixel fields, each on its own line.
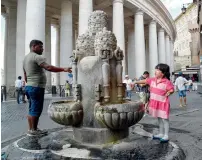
left=135, top=63, right=174, bottom=143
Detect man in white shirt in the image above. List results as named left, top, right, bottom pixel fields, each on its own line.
left=15, top=76, right=23, bottom=104
left=174, top=72, right=188, bottom=107
left=123, top=75, right=133, bottom=100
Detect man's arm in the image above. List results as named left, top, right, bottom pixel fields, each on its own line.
left=40, top=62, right=71, bottom=72
left=174, top=78, right=178, bottom=86
left=135, top=79, right=147, bottom=84
left=184, top=78, right=188, bottom=84
left=23, top=68, right=27, bottom=83
left=139, top=84, right=147, bottom=87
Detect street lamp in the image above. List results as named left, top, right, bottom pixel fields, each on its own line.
left=181, top=3, right=191, bottom=14
left=181, top=4, right=187, bottom=14
left=181, top=1, right=202, bottom=14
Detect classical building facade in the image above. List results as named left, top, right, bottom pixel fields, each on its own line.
left=1, top=0, right=176, bottom=89
left=174, top=3, right=199, bottom=71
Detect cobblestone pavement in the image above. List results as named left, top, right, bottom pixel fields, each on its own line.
left=1, top=96, right=67, bottom=142
left=1, top=92, right=202, bottom=159
left=136, top=91, right=202, bottom=160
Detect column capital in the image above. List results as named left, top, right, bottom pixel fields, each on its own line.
left=52, top=18, right=60, bottom=27
left=136, top=9, right=144, bottom=15
left=159, top=28, right=165, bottom=32
left=165, top=34, right=170, bottom=39
left=52, top=23, right=60, bottom=29
left=149, top=19, right=156, bottom=25
left=113, top=0, right=124, bottom=4
left=46, top=12, right=53, bottom=19
left=61, top=0, right=73, bottom=2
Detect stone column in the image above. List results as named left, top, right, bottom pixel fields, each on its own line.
left=165, top=35, right=171, bottom=66
left=158, top=28, right=166, bottom=63
left=127, top=28, right=135, bottom=78
left=145, top=38, right=149, bottom=71
left=2, top=14, right=8, bottom=86
left=134, top=10, right=146, bottom=78
left=25, top=0, right=45, bottom=54
left=55, top=25, right=60, bottom=86
left=113, top=0, right=126, bottom=77
left=5, top=5, right=17, bottom=88
left=144, top=26, right=149, bottom=72
left=79, top=0, right=93, bottom=35
left=16, top=0, right=26, bottom=79
left=45, top=16, right=52, bottom=86
left=170, top=40, right=174, bottom=74
left=149, top=20, right=158, bottom=76
left=60, top=0, right=73, bottom=85
left=124, top=27, right=128, bottom=75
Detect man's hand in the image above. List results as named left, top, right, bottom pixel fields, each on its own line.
left=64, top=67, right=72, bottom=73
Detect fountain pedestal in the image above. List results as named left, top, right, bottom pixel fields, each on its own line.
left=73, top=127, right=128, bottom=145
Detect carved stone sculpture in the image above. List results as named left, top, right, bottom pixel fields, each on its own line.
left=48, top=10, right=144, bottom=145
left=48, top=101, right=83, bottom=126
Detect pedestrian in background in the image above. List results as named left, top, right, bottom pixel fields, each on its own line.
left=135, top=63, right=174, bottom=143
left=67, top=73, right=73, bottom=96
left=15, top=76, right=23, bottom=104
left=174, top=72, right=188, bottom=107
left=123, top=75, right=133, bottom=100
left=65, top=80, right=70, bottom=97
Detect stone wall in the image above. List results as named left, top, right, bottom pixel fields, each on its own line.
left=174, top=56, right=191, bottom=70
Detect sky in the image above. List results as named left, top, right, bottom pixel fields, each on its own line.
left=0, top=0, right=194, bottom=71
left=161, top=0, right=193, bottom=19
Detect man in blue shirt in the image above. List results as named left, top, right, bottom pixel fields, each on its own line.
left=136, top=71, right=150, bottom=105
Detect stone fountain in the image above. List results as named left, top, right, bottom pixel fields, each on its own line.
left=2, top=11, right=185, bottom=160
left=48, top=10, right=144, bottom=145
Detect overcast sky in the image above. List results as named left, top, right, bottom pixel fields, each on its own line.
left=161, top=0, right=193, bottom=19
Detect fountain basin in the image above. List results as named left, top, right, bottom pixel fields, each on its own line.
left=95, top=101, right=144, bottom=130
left=48, top=100, right=83, bottom=126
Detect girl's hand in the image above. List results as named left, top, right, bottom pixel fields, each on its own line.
left=165, top=89, right=174, bottom=97
left=165, top=92, right=171, bottom=97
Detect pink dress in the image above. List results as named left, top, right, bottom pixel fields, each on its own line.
left=146, top=77, right=174, bottom=119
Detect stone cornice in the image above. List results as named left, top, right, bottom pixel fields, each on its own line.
left=125, top=0, right=176, bottom=41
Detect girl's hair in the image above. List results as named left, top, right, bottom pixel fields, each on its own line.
left=155, top=63, right=170, bottom=80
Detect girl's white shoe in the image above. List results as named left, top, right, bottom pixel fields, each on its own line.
left=160, top=135, right=169, bottom=143
left=153, top=134, right=164, bottom=140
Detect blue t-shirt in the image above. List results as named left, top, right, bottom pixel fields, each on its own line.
left=136, top=76, right=149, bottom=93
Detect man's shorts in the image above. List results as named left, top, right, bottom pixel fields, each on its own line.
left=25, top=86, right=45, bottom=117
left=139, top=92, right=150, bottom=104
left=178, top=90, right=186, bottom=97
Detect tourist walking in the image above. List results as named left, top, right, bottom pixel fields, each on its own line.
left=174, top=72, right=188, bottom=107
left=65, top=80, right=70, bottom=97
left=67, top=73, right=73, bottom=96
left=15, top=76, right=23, bottom=104
left=123, top=75, right=133, bottom=100
left=135, top=64, right=174, bottom=143
left=23, top=40, right=72, bottom=136
left=187, top=78, right=193, bottom=92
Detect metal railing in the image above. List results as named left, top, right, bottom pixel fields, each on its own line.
left=1, top=85, right=70, bottom=102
